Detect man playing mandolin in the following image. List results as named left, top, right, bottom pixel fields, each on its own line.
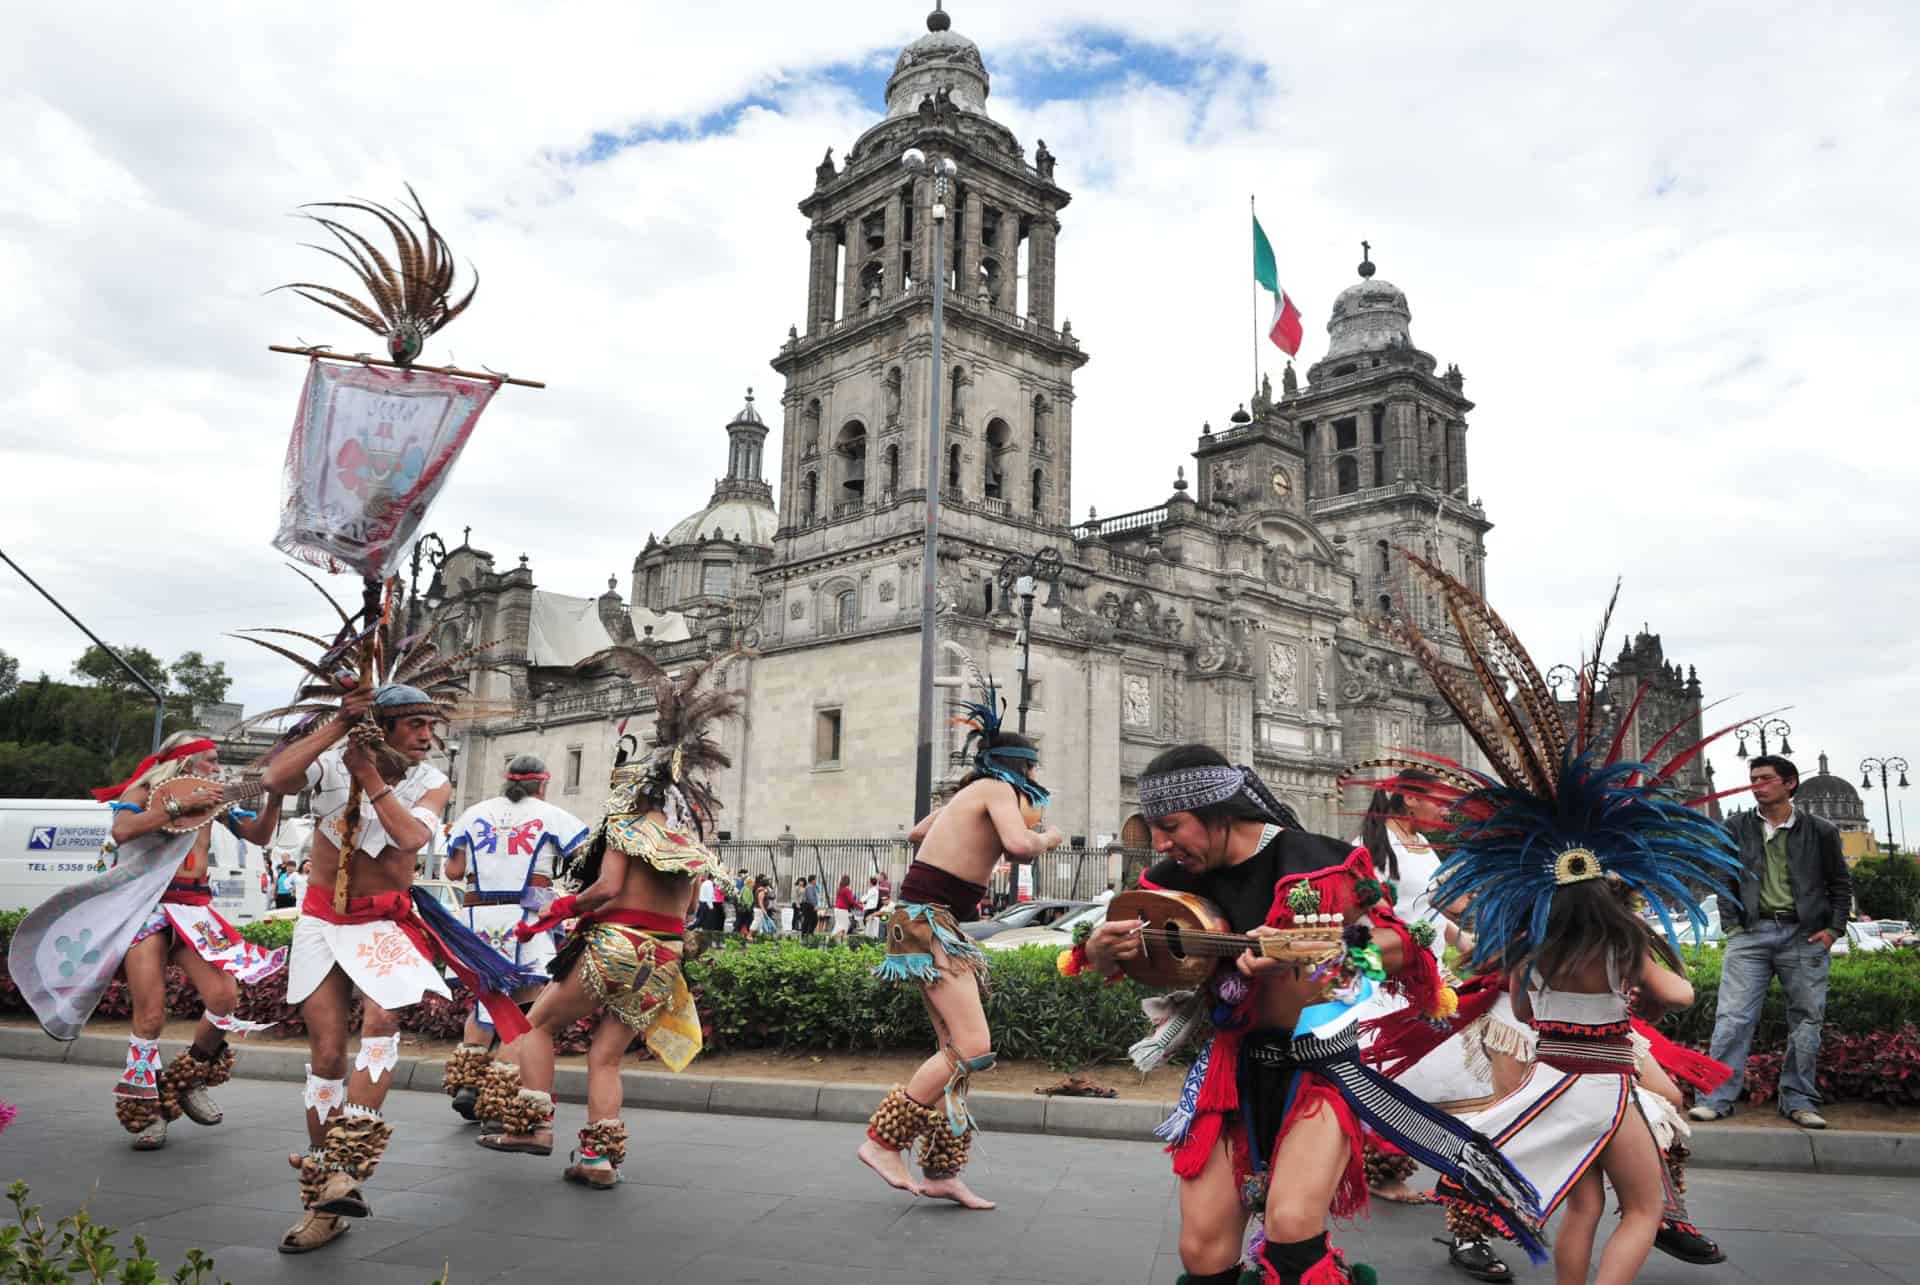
left=1082, top=745, right=1541, bottom=1285
left=856, top=683, right=1065, bottom=1210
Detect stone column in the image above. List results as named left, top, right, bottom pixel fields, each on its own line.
left=883, top=187, right=905, bottom=296
left=995, top=204, right=1020, bottom=311
left=1447, top=421, right=1469, bottom=493
left=807, top=224, right=835, bottom=333
left=841, top=215, right=861, bottom=321
left=910, top=174, right=931, bottom=291
left=1028, top=211, right=1058, bottom=327
left=957, top=188, right=981, bottom=305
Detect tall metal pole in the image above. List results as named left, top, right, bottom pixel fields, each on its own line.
left=1, top=546, right=167, bottom=753
left=1860, top=756, right=1909, bottom=856
left=910, top=150, right=954, bottom=823
left=1016, top=581, right=1035, bottom=734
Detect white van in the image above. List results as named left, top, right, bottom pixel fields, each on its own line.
left=0, top=798, right=269, bottom=923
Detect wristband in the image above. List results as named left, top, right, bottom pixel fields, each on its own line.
left=164, top=796, right=182, bottom=820
left=515, top=894, right=579, bottom=941
left=367, top=786, right=395, bottom=806
left=108, top=802, right=144, bottom=814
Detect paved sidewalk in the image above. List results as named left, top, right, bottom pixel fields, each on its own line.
left=3, top=1059, right=1918, bottom=1284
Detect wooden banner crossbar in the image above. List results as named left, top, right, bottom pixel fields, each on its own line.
left=269, top=344, right=546, bottom=389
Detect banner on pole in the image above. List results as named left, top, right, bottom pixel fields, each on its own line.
left=273, top=359, right=496, bottom=579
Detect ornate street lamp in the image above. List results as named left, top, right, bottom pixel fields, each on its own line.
left=1734, top=718, right=1794, bottom=759
left=1860, top=756, right=1910, bottom=855
left=406, top=530, right=449, bottom=636
left=994, top=548, right=1065, bottom=734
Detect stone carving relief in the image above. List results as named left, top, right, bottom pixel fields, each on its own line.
left=1195, top=615, right=1229, bottom=673
left=789, top=600, right=806, bottom=620
left=1268, top=640, right=1298, bottom=706
left=1162, top=672, right=1185, bottom=739
left=1160, top=607, right=1184, bottom=640
left=1266, top=545, right=1299, bottom=589
left=1213, top=459, right=1245, bottom=503
left=1336, top=647, right=1414, bottom=704
left=877, top=579, right=896, bottom=603
left=1123, top=674, right=1153, bottom=728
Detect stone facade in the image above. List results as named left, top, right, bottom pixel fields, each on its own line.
left=436, top=8, right=1707, bottom=843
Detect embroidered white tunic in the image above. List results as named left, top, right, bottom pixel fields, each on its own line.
left=446, top=795, right=589, bottom=973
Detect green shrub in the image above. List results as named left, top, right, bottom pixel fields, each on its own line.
left=1659, top=944, right=1920, bottom=1048
left=0, top=1179, right=232, bottom=1283
left=237, top=919, right=294, bottom=951
left=688, top=940, right=1151, bottom=1069
left=1850, top=855, right=1920, bottom=922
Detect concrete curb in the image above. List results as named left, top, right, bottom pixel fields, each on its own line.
left=13, top=1031, right=1917, bottom=1175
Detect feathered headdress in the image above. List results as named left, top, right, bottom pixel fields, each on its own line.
left=231, top=568, right=497, bottom=763
left=274, top=185, right=477, bottom=366
left=1347, top=553, right=1743, bottom=972
left=572, top=643, right=749, bottom=837
left=953, top=678, right=1047, bottom=808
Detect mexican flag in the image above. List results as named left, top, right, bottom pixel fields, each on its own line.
left=1252, top=212, right=1304, bottom=357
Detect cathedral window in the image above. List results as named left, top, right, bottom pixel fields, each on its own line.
left=814, top=708, right=843, bottom=767
left=884, top=443, right=900, bottom=494
left=1334, top=419, right=1356, bottom=452
left=701, top=560, right=733, bottom=598
left=980, top=257, right=1002, bottom=307
left=1300, top=422, right=1316, bottom=497
left=564, top=747, right=583, bottom=794
left=1378, top=594, right=1392, bottom=615
left=1335, top=457, right=1359, bottom=495
left=835, top=589, right=858, bottom=634
left=949, top=365, right=967, bottom=425
left=984, top=418, right=1011, bottom=500
left=948, top=443, right=963, bottom=494
left=645, top=567, right=664, bottom=611
left=1375, top=541, right=1390, bottom=576
left=1031, top=467, right=1045, bottom=515
left=1032, top=395, right=1050, bottom=454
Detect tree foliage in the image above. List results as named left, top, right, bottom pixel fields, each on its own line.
left=0, top=650, right=16, bottom=701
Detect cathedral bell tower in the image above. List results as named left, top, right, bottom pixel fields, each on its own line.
left=767, top=2, right=1088, bottom=598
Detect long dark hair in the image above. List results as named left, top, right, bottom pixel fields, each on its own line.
left=504, top=753, right=547, bottom=804
left=1526, top=877, right=1682, bottom=991
left=1357, top=767, right=1438, bottom=882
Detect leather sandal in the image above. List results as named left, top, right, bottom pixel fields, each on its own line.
left=278, top=1209, right=350, bottom=1254
left=311, top=1171, right=370, bottom=1218
left=477, top=1129, right=553, bottom=1156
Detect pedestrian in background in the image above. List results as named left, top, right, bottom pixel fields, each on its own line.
left=1692, top=755, right=1851, bottom=1129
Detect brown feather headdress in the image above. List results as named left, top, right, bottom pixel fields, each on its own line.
left=273, top=184, right=477, bottom=365
left=572, top=643, right=751, bottom=832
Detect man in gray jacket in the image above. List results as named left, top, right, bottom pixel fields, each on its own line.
left=1692, top=755, right=1851, bottom=1128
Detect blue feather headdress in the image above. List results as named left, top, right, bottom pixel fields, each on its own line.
left=1358, top=553, right=1742, bottom=971
left=953, top=679, right=1049, bottom=808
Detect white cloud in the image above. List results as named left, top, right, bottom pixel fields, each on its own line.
left=4, top=0, right=1916, bottom=829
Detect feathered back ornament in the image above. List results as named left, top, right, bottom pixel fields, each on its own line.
left=274, top=185, right=477, bottom=366
left=953, top=678, right=1047, bottom=808
left=231, top=568, right=498, bottom=770
left=572, top=643, right=750, bottom=835
left=1353, top=554, right=1744, bottom=972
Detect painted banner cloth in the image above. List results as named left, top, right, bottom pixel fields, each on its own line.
left=273, top=358, right=496, bottom=579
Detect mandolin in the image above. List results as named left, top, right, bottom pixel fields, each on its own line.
left=144, top=775, right=272, bottom=835
left=1104, top=888, right=1347, bottom=988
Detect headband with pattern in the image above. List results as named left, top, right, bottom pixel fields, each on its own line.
left=1138, top=762, right=1302, bottom=830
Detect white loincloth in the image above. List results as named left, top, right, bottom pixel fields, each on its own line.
left=1456, top=1064, right=1635, bottom=1218
left=286, top=911, right=451, bottom=1010
left=153, top=902, right=287, bottom=985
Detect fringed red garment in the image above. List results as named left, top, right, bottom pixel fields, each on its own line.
left=1279, top=1075, right=1368, bottom=1219
left=1264, top=845, right=1377, bottom=924
left=1362, top=970, right=1505, bottom=1078
left=1171, top=1025, right=1247, bottom=1178
left=1633, top=1018, right=1733, bottom=1094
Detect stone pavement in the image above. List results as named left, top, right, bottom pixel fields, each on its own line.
left=3, top=1059, right=1918, bottom=1285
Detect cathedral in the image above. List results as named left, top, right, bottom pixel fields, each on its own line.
left=431, top=7, right=1705, bottom=842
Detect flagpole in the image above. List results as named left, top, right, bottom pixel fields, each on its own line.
left=1250, top=194, right=1259, bottom=402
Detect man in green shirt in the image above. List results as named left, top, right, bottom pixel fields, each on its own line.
left=1692, top=756, right=1850, bottom=1129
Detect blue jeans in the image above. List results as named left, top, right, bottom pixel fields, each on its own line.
left=1698, top=919, right=1831, bottom=1116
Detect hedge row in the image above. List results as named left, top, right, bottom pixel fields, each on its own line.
left=3, top=910, right=1918, bottom=1083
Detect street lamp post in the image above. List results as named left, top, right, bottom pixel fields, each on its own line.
left=1860, top=756, right=1910, bottom=855
left=994, top=549, right=1065, bottom=734
left=406, top=531, right=449, bottom=636
left=905, top=147, right=958, bottom=824
left=1734, top=718, right=1794, bottom=760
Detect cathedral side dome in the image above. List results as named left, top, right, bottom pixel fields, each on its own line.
left=1325, top=251, right=1413, bottom=359
left=1796, top=752, right=1870, bottom=828
left=886, top=4, right=991, bottom=118
left=665, top=497, right=778, bottom=546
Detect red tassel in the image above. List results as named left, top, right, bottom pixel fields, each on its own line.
left=1298, top=1250, right=1355, bottom=1285
left=1266, top=847, right=1376, bottom=925
left=1276, top=1076, right=1367, bottom=1219
left=1632, top=1018, right=1733, bottom=1094
left=1171, top=1109, right=1223, bottom=1178
left=1197, top=1030, right=1244, bottom=1113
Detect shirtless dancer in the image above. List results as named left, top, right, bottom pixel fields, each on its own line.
left=476, top=653, right=744, bottom=1187
left=856, top=687, right=1065, bottom=1210
left=262, top=682, right=542, bottom=1252
left=9, top=731, right=285, bottom=1150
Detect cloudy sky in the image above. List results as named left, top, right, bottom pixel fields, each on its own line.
left=5, top=1, right=1916, bottom=831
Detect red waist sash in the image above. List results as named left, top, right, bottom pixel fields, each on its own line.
left=162, top=880, right=213, bottom=907
left=299, top=885, right=530, bottom=1041
left=518, top=900, right=685, bottom=940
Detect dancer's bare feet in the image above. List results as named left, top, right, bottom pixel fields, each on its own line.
left=916, top=1175, right=995, bottom=1209
left=1372, top=1179, right=1430, bottom=1204
left=857, top=1137, right=921, bottom=1193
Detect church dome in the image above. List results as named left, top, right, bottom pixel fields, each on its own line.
left=1325, top=253, right=1413, bottom=360
left=665, top=496, right=777, bottom=546
left=886, top=5, right=991, bottom=118
left=1797, top=752, right=1869, bottom=827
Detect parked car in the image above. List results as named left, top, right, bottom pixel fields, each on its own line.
left=982, top=901, right=1109, bottom=953
left=1643, top=893, right=1722, bottom=947
left=960, top=898, right=1091, bottom=942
